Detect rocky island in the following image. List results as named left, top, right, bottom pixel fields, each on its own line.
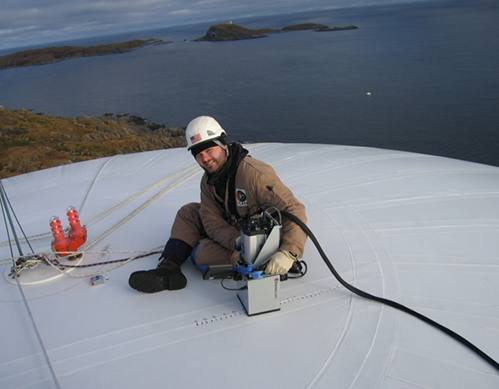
left=0, top=107, right=186, bottom=178
left=195, top=22, right=358, bottom=41
left=0, top=22, right=359, bottom=69
left=0, top=39, right=166, bottom=70
left=281, top=23, right=329, bottom=31
left=315, top=25, right=358, bottom=32
left=194, top=23, right=279, bottom=41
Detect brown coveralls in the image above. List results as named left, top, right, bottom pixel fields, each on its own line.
left=170, top=156, right=307, bottom=266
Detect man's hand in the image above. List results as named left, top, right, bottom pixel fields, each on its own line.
left=264, top=250, right=296, bottom=275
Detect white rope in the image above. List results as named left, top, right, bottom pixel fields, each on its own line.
left=0, top=164, right=199, bottom=249
left=2, top=165, right=201, bottom=279
left=81, top=165, right=198, bottom=227
left=7, top=246, right=164, bottom=278
left=2, top=164, right=201, bottom=280
left=80, top=167, right=200, bottom=251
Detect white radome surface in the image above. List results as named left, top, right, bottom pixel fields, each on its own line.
left=1, top=143, right=498, bottom=388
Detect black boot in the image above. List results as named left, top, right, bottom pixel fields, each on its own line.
left=129, top=258, right=187, bottom=293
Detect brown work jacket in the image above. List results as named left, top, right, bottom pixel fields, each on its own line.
left=199, top=156, right=307, bottom=258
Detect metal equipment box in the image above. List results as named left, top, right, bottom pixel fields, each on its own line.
left=237, top=274, right=281, bottom=316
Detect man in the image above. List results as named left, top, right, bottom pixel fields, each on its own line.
left=129, top=116, right=307, bottom=293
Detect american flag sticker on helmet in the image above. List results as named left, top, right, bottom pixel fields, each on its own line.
left=190, top=133, right=202, bottom=144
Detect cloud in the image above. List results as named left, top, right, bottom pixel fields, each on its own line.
left=0, top=0, right=420, bottom=51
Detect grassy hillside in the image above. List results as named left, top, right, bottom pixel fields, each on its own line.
left=0, top=107, right=186, bottom=178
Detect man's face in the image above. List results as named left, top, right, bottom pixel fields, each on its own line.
left=195, top=145, right=227, bottom=174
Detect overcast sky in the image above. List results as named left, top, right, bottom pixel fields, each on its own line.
left=1, top=0, right=428, bottom=51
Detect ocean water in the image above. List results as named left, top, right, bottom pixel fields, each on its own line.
left=1, top=0, right=498, bottom=167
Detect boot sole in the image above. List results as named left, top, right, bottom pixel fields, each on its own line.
left=129, top=270, right=187, bottom=293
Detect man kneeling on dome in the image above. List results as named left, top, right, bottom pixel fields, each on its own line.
left=129, top=116, right=307, bottom=293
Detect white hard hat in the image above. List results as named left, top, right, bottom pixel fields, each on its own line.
left=185, top=116, right=227, bottom=151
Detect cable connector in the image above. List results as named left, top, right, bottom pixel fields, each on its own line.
left=49, top=206, right=87, bottom=257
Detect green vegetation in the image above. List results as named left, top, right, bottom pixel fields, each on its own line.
left=281, top=23, right=328, bottom=31
left=195, top=22, right=358, bottom=41
left=0, top=107, right=186, bottom=178
left=0, top=39, right=165, bottom=70
left=194, top=23, right=279, bottom=41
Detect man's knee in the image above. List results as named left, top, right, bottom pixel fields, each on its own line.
left=171, top=203, right=203, bottom=247
left=177, top=202, right=201, bottom=222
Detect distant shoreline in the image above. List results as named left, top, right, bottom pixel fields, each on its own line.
left=0, top=39, right=166, bottom=70
left=0, top=23, right=358, bottom=69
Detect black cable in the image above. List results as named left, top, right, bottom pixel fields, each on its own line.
left=287, top=260, right=307, bottom=278
left=280, top=210, right=499, bottom=373
left=0, top=192, right=14, bottom=258
left=48, top=250, right=162, bottom=268
left=221, top=277, right=245, bottom=291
